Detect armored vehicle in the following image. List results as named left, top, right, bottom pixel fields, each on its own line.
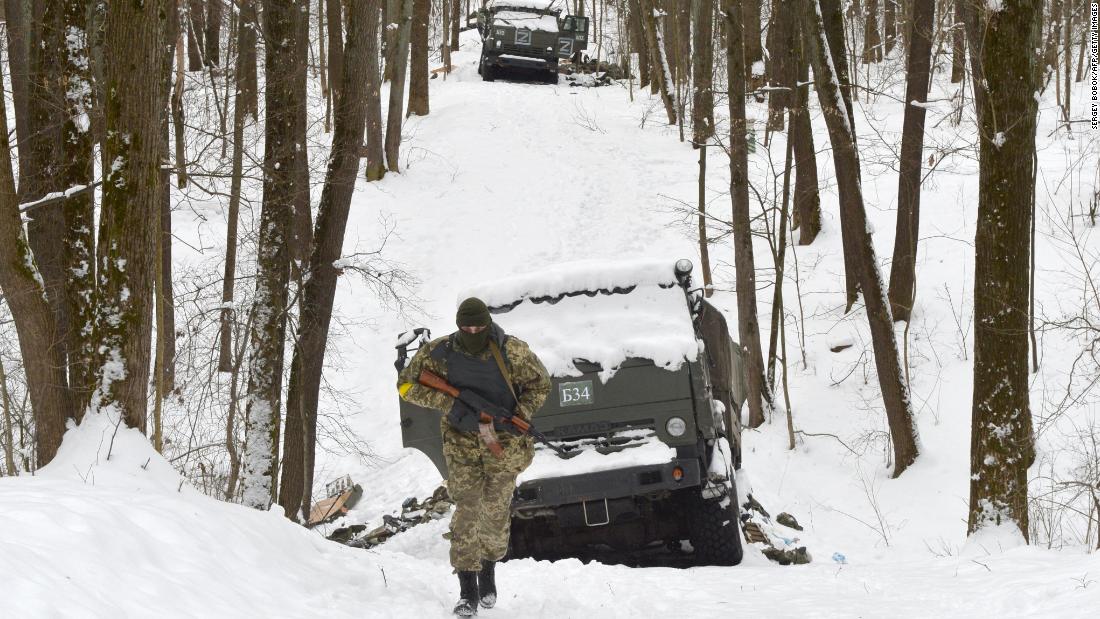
left=396, top=259, right=747, bottom=565
left=475, top=0, right=590, bottom=83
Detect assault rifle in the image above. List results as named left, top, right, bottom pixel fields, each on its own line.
left=417, top=369, right=567, bottom=458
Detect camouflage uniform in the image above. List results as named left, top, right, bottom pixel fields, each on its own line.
left=397, top=326, right=550, bottom=572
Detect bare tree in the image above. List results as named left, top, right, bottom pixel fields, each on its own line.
left=691, top=0, right=715, bottom=146
left=407, top=0, right=430, bottom=116
left=639, top=0, right=676, bottom=124
left=723, top=0, right=773, bottom=429
left=790, top=21, right=821, bottom=245
left=3, top=0, right=32, bottom=195
left=385, top=0, right=413, bottom=171
left=887, top=0, right=935, bottom=322
left=0, top=61, right=70, bottom=467
left=951, top=0, right=965, bottom=83
left=742, top=0, right=763, bottom=84
left=241, top=0, right=307, bottom=510
left=963, top=0, right=1041, bottom=541
left=364, top=0, right=387, bottom=181
left=328, top=0, right=345, bottom=106
left=187, top=0, right=206, bottom=71
left=280, top=0, right=379, bottom=521
left=800, top=0, right=919, bottom=477
left=238, top=0, right=260, bottom=119
left=206, top=0, right=224, bottom=66
left=863, top=0, right=882, bottom=63
left=91, top=0, right=166, bottom=432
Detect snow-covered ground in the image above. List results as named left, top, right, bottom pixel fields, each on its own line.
left=3, top=28, right=1099, bottom=618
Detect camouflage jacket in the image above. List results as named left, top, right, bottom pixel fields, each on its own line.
left=397, top=325, right=551, bottom=424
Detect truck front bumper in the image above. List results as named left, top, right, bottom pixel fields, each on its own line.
left=512, top=458, right=702, bottom=513
left=491, top=53, right=558, bottom=72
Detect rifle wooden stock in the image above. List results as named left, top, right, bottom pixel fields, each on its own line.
left=418, top=369, right=460, bottom=397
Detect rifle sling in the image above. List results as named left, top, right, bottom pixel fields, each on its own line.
left=489, top=340, right=521, bottom=410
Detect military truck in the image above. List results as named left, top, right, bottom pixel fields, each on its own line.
left=475, top=0, right=590, bottom=83
left=395, top=259, right=747, bottom=565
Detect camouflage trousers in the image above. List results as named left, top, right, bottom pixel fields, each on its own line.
left=442, top=421, right=534, bottom=572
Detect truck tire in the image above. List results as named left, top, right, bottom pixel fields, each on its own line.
left=687, top=492, right=744, bottom=566
left=480, top=56, right=496, bottom=81
left=545, top=71, right=559, bottom=84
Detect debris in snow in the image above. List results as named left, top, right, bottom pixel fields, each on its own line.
left=776, top=512, right=804, bottom=531
left=328, top=485, right=453, bottom=549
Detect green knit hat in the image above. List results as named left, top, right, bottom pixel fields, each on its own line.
left=456, top=297, right=491, bottom=328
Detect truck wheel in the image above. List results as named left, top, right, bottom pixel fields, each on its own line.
left=687, top=490, right=744, bottom=566
left=481, top=58, right=496, bottom=82
left=545, top=71, right=559, bottom=84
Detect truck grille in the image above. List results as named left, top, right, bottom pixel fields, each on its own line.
left=539, top=427, right=659, bottom=458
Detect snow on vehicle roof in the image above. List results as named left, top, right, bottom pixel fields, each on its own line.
left=493, top=10, right=561, bottom=32
left=461, top=259, right=699, bottom=380
left=488, top=0, right=562, bottom=11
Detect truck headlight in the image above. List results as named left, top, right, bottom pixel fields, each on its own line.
left=666, top=417, right=687, bottom=437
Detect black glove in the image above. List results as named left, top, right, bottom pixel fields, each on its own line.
left=446, top=398, right=479, bottom=432
left=458, top=391, right=522, bottom=436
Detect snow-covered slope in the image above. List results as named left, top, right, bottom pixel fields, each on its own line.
left=3, top=27, right=1099, bottom=619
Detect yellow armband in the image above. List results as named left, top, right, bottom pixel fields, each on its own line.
left=398, top=383, right=414, bottom=399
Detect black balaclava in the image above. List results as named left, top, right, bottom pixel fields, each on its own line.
left=456, top=297, right=492, bottom=354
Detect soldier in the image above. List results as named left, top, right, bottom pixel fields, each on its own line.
left=397, top=297, right=550, bottom=616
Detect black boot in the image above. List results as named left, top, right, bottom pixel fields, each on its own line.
left=453, top=571, right=479, bottom=616
left=478, top=560, right=497, bottom=609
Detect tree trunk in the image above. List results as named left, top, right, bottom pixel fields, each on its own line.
left=407, top=0, right=430, bottom=116
left=219, top=4, right=256, bottom=373
left=639, top=0, right=677, bottom=124
left=863, top=0, right=882, bottom=63
left=629, top=0, right=651, bottom=89
left=61, top=0, right=97, bottom=414
left=951, top=0, right=965, bottom=83
left=280, top=0, right=377, bottom=521
left=187, top=0, right=206, bottom=70
left=239, top=0, right=260, bottom=119
left=0, top=60, right=70, bottom=467
left=723, top=0, right=771, bottom=429
left=241, top=0, right=304, bottom=510
left=887, top=0, right=934, bottom=323
left=691, top=0, right=715, bottom=146
left=801, top=0, right=919, bottom=477
left=742, top=0, right=763, bottom=83
left=884, top=0, right=896, bottom=53
left=966, top=0, right=1040, bottom=541
left=25, top=0, right=73, bottom=418
left=0, top=357, right=15, bottom=474
left=3, top=0, right=32, bottom=196
left=819, top=0, right=861, bottom=308
left=93, top=0, right=166, bottom=433
left=765, top=0, right=794, bottom=129
left=384, top=0, right=413, bottom=171
left=205, top=0, right=223, bottom=66
left=450, top=0, right=460, bottom=50
left=791, top=18, right=821, bottom=245
left=364, top=0, right=386, bottom=181
left=328, top=0, right=345, bottom=106
left=291, top=2, right=313, bottom=266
